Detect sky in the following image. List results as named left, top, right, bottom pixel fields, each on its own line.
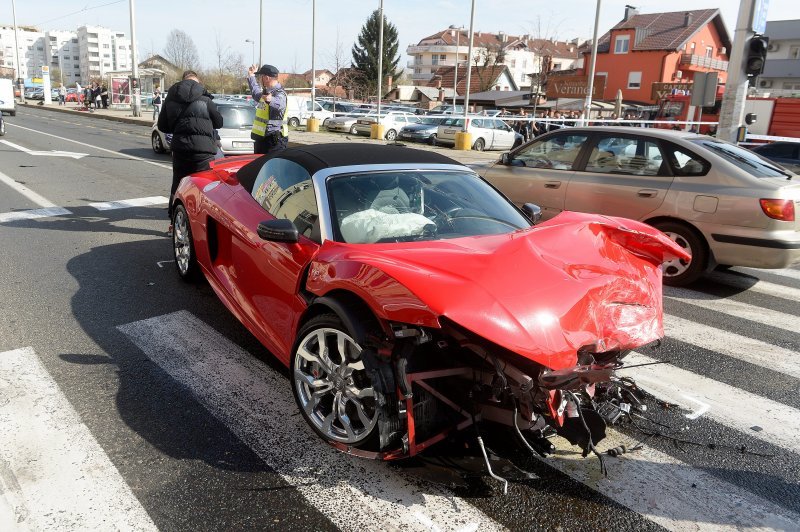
left=3, top=0, right=796, bottom=74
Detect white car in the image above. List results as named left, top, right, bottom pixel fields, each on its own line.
left=285, top=96, right=334, bottom=127
left=325, top=110, right=370, bottom=134
left=352, top=111, right=420, bottom=141
left=436, top=116, right=520, bottom=151
left=151, top=101, right=256, bottom=155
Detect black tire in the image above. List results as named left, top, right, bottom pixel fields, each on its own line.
left=151, top=131, right=166, bottom=154
left=473, top=137, right=486, bottom=151
left=654, top=221, right=708, bottom=286
left=349, top=124, right=359, bottom=135
left=172, top=204, right=200, bottom=282
left=288, top=117, right=300, bottom=127
left=9, top=111, right=15, bottom=117
left=0, top=120, right=5, bottom=137
left=385, top=129, right=397, bottom=141
left=291, top=313, right=380, bottom=450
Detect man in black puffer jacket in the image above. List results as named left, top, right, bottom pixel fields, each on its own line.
left=158, top=70, right=223, bottom=222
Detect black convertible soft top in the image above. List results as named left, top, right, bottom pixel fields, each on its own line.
left=237, top=143, right=463, bottom=194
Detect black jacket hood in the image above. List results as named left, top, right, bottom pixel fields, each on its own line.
left=168, top=79, right=206, bottom=104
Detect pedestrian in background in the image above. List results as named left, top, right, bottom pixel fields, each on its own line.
left=84, top=84, right=92, bottom=109
left=57, top=83, right=66, bottom=106
left=92, top=83, right=102, bottom=110
left=152, top=89, right=163, bottom=121
left=158, top=70, right=223, bottom=231
left=100, top=84, right=109, bottom=109
left=246, top=64, right=288, bottom=155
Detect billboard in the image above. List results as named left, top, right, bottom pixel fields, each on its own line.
left=111, top=77, right=130, bottom=104
left=546, top=76, right=606, bottom=99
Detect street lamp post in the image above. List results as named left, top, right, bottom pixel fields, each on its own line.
left=462, top=0, right=476, bottom=128
left=129, top=0, right=141, bottom=117
left=259, top=0, right=263, bottom=66
left=245, top=39, right=255, bottom=65
left=11, top=0, right=25, bottom=103
left=311, top=0, right=316, bottom=117
left=449, top=24, right=464, bottom=109
left=582, top=0, right=602, bottom=124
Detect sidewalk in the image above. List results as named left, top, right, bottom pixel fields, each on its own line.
left=19, top=101, right=500, bottom=166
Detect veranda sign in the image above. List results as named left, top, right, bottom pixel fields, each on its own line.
left=546, top=76, right=606, bottom=98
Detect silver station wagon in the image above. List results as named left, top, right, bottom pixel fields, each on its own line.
left=482, top=127, right=800, bottom=286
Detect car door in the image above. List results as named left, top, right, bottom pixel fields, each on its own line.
left=482, top=132, right=591, bottom=219
left=492, top=119, right=516, bottom=150
left=223, top=157, right=320, bottom=360
left=564, top=133, right=676, bottom=220
left=471, top=119, right=494, bottom=147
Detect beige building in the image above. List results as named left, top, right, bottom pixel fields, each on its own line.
left=756, top=19, right=800, bottom=96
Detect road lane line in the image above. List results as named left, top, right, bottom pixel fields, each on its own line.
left=546, top=430, right=800, bottom=531
left=0, top=169, right=62, bottom=208
left=0, top=139, right=88, bottom=159
left=663, top=314, right=800, bottom=379
left=622, top=352, right=800, bottom=454
left=707, top=270, right=800, bottom=302
left=6, top=122, right=172, bottom=170
left=0, top=206, right=72, bottom=223
left=664, top=286, right=800, bottom=334
left=0, top=347, right=157, bottom=531
left=118, top=311, right=501, bottom=532
left=90, top=196, right=168, bottom=210
left=736, top=266, right=800, bottom=282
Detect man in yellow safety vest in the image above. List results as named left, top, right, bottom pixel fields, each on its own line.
left=247, top=64, right=288, bottom=155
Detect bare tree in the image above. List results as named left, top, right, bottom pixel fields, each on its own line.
left=472, top=42, right=508, bottom=92
left=163, top=29, right=199, bottom=72
left=525, top=15, right=565, bottom=114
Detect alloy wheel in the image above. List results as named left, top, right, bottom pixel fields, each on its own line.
left=173, top=208, right=191, bottom=276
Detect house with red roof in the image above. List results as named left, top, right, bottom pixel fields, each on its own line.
left=580, top=7, right=731, bottom=103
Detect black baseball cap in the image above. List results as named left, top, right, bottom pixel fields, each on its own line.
left=256, top=64, right=279, bottom=77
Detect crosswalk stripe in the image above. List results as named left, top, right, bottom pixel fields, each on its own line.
left=665, top=286, right=800, bottom=334
left=89, top=196, right=169, bottom=211
left=0, top=206, right=72, bottom=223
left=0, top=169, right=60, bottom=208
left=707, top=270, right=800, bottom=302
left=545, top=430, right=800, bottom=531
left=118, top=311, right=500, bottom=532
left=737, top=266, right=800, bottom=282
left=0, top=347, right=157, bottom=531
left=663, top=314, right=800, bottom=379
left=622, top=352, right=800, bottom=454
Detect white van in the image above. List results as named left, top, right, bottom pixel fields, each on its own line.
left=285, top=95, right=334, bottom=127
left=0, top=78, right=16, bottom=116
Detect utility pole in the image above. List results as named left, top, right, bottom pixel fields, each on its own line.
left=259, top=0, right=263, bottom=66
left=11, top=0, right=25, bottom=103
left=718, top=0, right=758, bottom=142
left=129, top=0, right=141, bottom=117
left=311, top=0, right=316, bottom=117
left=462, top=0, right=476, bottom=126
left=583, top=0, right=602, bottom=124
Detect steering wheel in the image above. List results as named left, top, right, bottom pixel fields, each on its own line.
left=444, top=207, right=519, bottom=231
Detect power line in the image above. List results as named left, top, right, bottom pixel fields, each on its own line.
left=35, top=0, right=126, bottom=27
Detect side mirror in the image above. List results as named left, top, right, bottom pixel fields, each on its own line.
left=521, top=203, right=542, bottom=224
left=257, top=218, right=299, bottom=243
left=500, top=152, right=512, bottom=165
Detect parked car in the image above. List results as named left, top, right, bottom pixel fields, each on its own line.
left=151, top=101, right=256, bottom=155
left=65, top=89, right=84, bottom=103
left=27, top=88, right=44, bottom=100
left=750, top=142, right=800, bottom=174
left=325, top=110, right=370, bottom=134
left=0, top=108, right=6, bottom=136
left=319, top=101, right=356, bottom=115
left=481, top=126, right=800, bottom=285
left=351, top=111, right=420, bottom=140
left=285, top=96, right=334, bottom=127
left=398, top=116, right=447, bottom=145
left=426, top=104, right=464, bottom=115
left=0, top=78, right=15, bottom=116
left=170, top=142, right=686, bottom=461
left=436, top=116, right=521, bottom=151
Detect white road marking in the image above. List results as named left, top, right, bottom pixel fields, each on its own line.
left=546, top=430, right=800, bottom=532
left=622, top=352, right=800, bottom=454
left=156, top=260, right=174, bottom=268
left=0, top=206, right=72, bottom=223
left=707, top=270, right=800, bottom=302
left=89, top=196, right=168, bottom=211
left=6, top=122, right=172, bottom=170
left=0, top=347, right=157, bottom=531
left=0, top=169, right=61, bottom=208
left=680, top=394, right=710, bottom=420
left=0, top=139, right=88, bottom=159
left=735, top=266, right=800, bottom=282
left=663, top=315, right=800, bottom=379
left=664, top=286, right=800, bottom=334
left=118, top=311, right=500, bottom=532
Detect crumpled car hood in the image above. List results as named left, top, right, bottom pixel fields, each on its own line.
left=311, top=212, right=688, bottom=370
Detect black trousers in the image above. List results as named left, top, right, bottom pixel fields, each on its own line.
left=253, top=134, right=288, bottom=156
left=169, top=154, right=213, bottom=218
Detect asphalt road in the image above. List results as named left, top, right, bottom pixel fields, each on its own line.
left=1, top=106, right=799, bottom=531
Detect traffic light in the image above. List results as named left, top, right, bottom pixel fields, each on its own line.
left=745, top=35, right=769, bottom=77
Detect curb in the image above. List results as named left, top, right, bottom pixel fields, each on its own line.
left=19, top=102, right=153, bottom=126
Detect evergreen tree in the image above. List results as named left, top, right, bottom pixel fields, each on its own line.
left=351, top=10, right=400, bottom=94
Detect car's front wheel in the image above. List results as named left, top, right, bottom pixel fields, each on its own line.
left=473, top=137, right=486, bottom=151
left=349, top=124, right=359, bottom=135
left=0, top=120, right=5, bottom=136
left=385, top=129, right=397, bottom=141
left=152, top=131, right=165, bottom=154
left=655, top=221, right=707, bottom=286
left=172, top=204, right=199, bottom=282
left=291, top=314, right=379, bottom=448
left=288, top=117, right=300, bottom=127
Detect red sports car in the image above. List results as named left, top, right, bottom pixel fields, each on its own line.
left=171, top=143, right=688, bottom=464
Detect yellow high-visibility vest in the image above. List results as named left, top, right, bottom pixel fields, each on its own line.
left=252, top=90, right=288, bottom=138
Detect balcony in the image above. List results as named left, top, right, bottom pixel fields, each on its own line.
left=407, top=60, right=463, bottom=69
left=411, top=72, right=435, bottom=81
left=407, top=44, right=467, bottom=54
left=680, top=54, right=729, bottom=71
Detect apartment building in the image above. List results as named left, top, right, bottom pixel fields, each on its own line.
left=407, top=28, right=582, bottom=92
left=0, top=23, right=131, bottom=84
left=756, top=19, right=800, bottom=95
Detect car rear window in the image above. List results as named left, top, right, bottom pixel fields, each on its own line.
left=691, top=139, right=792, bottom=178
left=218, top=106, right=255, bottom=129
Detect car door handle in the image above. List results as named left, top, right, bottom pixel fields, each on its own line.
left=544, top=181, right=561, bottom=189
left=638, top=189, right=658, bottom=198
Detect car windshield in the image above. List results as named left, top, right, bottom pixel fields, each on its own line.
left=441, top=118, right=465, bottom=127
left=418, top=117, right=444, bottom=125
left=218, top=106, right=256, bottom=129
left=691, top=139, right=792, bottom=178
left=328, top=170, right=530, bottom=243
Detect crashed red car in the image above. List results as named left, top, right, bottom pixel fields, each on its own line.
left=171, top=143, right=688, bottom=466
